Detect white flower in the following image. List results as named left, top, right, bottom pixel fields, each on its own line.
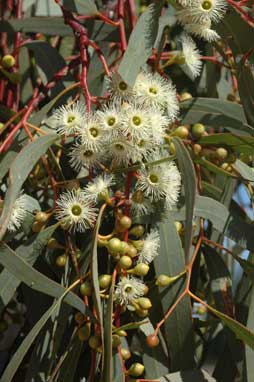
left=52, top=102, right=85, bottom=135
left=134, top=71, right=179, bottom=121
left=108, top=137, right=141, bottom=166
left=83, top=174, right=115, bottom=203
left=130, top=191, right=153, bottom=217
left=7, top=193, right=29, bottom=232
left=79, top=114, right=106, bottom=151
left=121, top=103, right=151, bottom=141
left=136, top=161, right=181, bottom=208
left=115, top=276, right=145, bottom=305
left=137, top=229, right=160, bottom=264
left=69, top=144, right=100, bottom=171
left=178, top=33, right=202, bottom=79
left=184, top=20, right=220, bottom=41
left=96, top=102, right=122, bottom=137
left=176, top=0, right=227, bottom=24
left=106, top=72, right=133, bottom=101
left=149, top=109, right=169, bottom=143
left=56, top=189, right=97, bottom=232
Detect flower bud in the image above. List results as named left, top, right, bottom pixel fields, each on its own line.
left=119, top=255, right=132, bottom=269
left=168, top=142, right=176, bottom=155
left=174, top=221, right=183, bottom=233
left=119, top=241, right=129, bottom=255
left=130, top=240, right=144, bottom=251
left=112, top=334, right=121, bottom=348
left=47, top=238, right=62, bottom=249
left=128, top=363, right=145, bottom=377
left=89, top=335, right=101, bottom=350
left=136, top=308, right=149, bottom=317
left=129, top=225, right=145, bottom=238
left=118, top=215, right=132, bottom=230
left=35, top=211, right=50, bottom=224
left=193, top=144, right=202, bottom=155
left=126, top=245, right=138, bottom=258
left=98, top=274, right=112, bottom=289
left=121, top=348, right=131, bottom=360
left=132, top=263, right=149, bottom=276
left=115, top=329, right=127, bottom=337
left=174, top=126, right=189, bottom=139
left=146, top=334, right=159, bottom=348
left=0, top=122, right=4, bottom=130
left=77, top=324, right=91, bottom=341
left=107, top=238, right=122, bottom=254
left=55, top=255, right=66, bottom=267
left=180, top=92, right=192, bottom=102
left=80, top=281, right=92, bottom=296
left=137, top=297, right=152, bottom=310
left=2, top=54, right=15, bottom=68
left=32, top=221, right=44, bottom=233
left=192, top=123, right=205, bottom=138
left=156, top=274, right=172, bottom=287
left=216, top=147, right=228, bottom=161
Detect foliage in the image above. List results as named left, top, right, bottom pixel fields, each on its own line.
left=0, top=0, right=254, bottom=381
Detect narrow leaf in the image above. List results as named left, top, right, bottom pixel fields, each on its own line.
left=0, top=134, right=58, bottom=240
left=118, top=2, right=161, bottom=86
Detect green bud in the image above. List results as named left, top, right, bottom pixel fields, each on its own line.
left=128, top=363, right=145, bottom=377
left=121, top=348, right=131, bottom=360
left=80, top=281, right=92, bottom=296
left=77, top=324, right=91, bottom=341
left=132, top=263, right=149, bottom=276
left=55, top=255, right=66, bottom=267
left=192, top=123, right=205, bottom=138
left=137, top=297, right=152, bottom=310
left=129, top=225, right=145, bottom=238
left=107, top=238, right=122, bottom=254
left=174, top=126, right=189, bottom=139
left=2, top=54, right=15, bottom=68
left=89, top=335, right=101, bottom=350
left=98, top=274, right=112, bottom=289
left=119, top=255, right=132, bottom=269
left=112, top=334, right=121, bottom=348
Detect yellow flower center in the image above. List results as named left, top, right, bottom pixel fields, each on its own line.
left=71, top=205, right=82, bottom=216
left=201, top=0, right=212, bottom=10
left=132, top=116, right=142, bottom=126
left=149, top=174, right=159, bottom=184
left=114, top=143, right=125, bottom=151
left=83, top=150, right=93, bottom=157
left=119, top=81, right=128, bottom=91
left=89, top=127, right=99, bottom=137
left=67, top=115, right=76, bottom=123
left=124, top=285, right=133, bottom=294
left=107, top=117, right=116, bottom=126
left=149, top=87, right=158, bottom=95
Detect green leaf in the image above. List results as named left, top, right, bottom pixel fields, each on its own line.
left=236, top=59, right=254, bottom=127
left=173, top=137, right=197, bottom=261
left=246, top=283, right=254, bottom=381
left=180, top=97, right=254, bottom=135
left=0, top=284, right=79, bottom=382
left=0, top=18, right=71, bottom=36
left=154, top=215, right=196, bottom=371
left=63, top=0, right=98, bottom=16
left=118, top=2, right=161, bottom=86
left=159, top=369, right=216, bottom=381
left=103, top=276, right=115, bottom=382
left=25, top=41, right=66, bottom=85
left=203, top=299, right=254, bottom=350
left=0, top=224, right=58, bottom=314
left=91, top=205, right=105, bottom=362
left=198, top=133, right=254, bottom=155
left=112, top=351, right=124, bottom=382
left=232, top=159, right=254, bottom=181
left=0, top=243, right=90, bottom=315
left=0, top=134, right=58, bottom=240
left=172, top=195, right=229, bottom=233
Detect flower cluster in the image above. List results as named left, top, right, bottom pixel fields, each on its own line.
left=52, top=69, right=182, bottom=232
left=176, top=0, right=227, bottom=41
